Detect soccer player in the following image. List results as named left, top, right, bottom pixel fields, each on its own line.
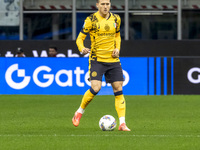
left=72, top=0, right=130, bottom=131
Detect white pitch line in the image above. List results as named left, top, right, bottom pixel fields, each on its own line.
left=0, top=134, right=200, bottom=138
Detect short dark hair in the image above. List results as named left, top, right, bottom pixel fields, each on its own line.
left=49, top=46, right=57, bottom=51
left=17, top=47, right=24, bottom=54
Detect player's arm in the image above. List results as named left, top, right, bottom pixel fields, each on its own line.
left=112, top=15, right=121, bottom=58
left=112, top=32, right=121, bottom=58
left=76, top=17, right=92, bottom=54
left=76, top=32, right=90, bottom=54
left=115, top=32, right=121, bottom=51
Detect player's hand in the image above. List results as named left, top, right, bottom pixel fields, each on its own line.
left=112, top=49, right=119, bottom=58
left=81, top=48, right=91, bottom=55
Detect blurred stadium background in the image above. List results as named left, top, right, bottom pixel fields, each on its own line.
left=1, top=0, right=200, bottom=40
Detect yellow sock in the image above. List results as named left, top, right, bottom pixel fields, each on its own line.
left=80, top=89, right=96, bottom=109
left=115, top=94, right=126, bottom=118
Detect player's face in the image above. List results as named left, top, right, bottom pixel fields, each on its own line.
left=97, top=0, right=111, bottom=17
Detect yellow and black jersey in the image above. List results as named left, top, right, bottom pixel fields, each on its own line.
left=76, top=11, right=121, bottom=63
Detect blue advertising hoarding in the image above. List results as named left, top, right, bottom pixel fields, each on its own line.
left=0, top=57, right=173, bottom=95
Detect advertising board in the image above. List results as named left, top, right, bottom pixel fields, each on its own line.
left=174, top=58, right=200, bottom=94
left=0, top=57, right=148, bottom=95
left=1, top=40, right=200, bottom=57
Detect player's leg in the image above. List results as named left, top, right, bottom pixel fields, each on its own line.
left=80, top=80, right=101, bottom=110
left=111, top=81, right=130, bottom=131
left=72, top=60, right=104, bottom=127
left=72, top=80, right=101, bottom=127
left=105, top=62, right=130, bottom=131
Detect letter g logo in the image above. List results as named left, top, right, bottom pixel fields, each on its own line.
left=5, top=64, right=31, bottom=89
left=187, top=67, right=200, bottom=84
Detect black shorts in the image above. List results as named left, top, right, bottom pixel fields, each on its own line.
left=89, top=60, right=124, bottom=83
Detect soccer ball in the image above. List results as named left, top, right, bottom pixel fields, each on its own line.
left=99, top=115, right=117, bottom=131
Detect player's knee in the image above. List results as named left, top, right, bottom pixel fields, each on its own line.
left=91, top=86, right=101, bottom=93
left=91, top=81, right=102, bottom=93
left=112, top=83, right=123, bottom=92
left=89, top=87, right=99, bottom=95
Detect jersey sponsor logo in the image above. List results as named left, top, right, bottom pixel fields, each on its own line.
left=97, top=33, right=115, bottom=37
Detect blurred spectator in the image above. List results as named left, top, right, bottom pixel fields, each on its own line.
left=48, top=46, right=57, bottom=57
left=16, top=47, right=25, bottom=57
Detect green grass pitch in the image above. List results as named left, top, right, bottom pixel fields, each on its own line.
left=0, top=95, right=200, bottom=150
